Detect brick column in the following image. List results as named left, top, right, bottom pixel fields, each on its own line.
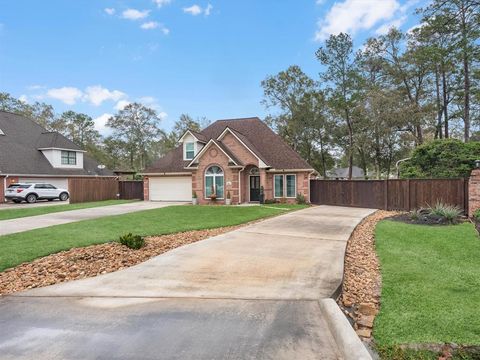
left=468, top=168, right=480, bottom=217
left=143, top=177, right=149, bottom=201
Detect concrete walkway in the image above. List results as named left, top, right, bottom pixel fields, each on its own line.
left=0, top=205, right=375, bottom=359
left=0, top=201, right=179, bottom=236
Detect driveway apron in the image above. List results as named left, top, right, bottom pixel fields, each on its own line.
left=0, top=205, right=375, bottom=360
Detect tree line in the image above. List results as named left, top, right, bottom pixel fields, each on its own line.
left=262, top=0, right=479, bottom=179
left=0, top=92, right=209, bottom=172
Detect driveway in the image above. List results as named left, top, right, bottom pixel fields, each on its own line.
left=0, top=201, right=180, bottom=236
left=0, top=205, right=375, bottom=359
left=0, top=199, right=69, bottom=209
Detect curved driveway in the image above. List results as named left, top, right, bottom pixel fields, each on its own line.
left=0, top=205, right=374, bottom=359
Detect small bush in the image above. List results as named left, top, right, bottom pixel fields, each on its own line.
left=296, top=193, right=306, bottom=204
left=428, top=202, right=462, bottom=224
left=264, top=198, right=277, bottom=204
left=473, top=209, right=480, bottom=221
left=409, top=208, right=421, bottom=221
left=118, top=233, right=145, bottom=250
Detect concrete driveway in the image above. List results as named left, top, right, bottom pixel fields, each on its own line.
left=0, top=201, right=180, bottom=236
left=0, top=205, right=375, bottom=359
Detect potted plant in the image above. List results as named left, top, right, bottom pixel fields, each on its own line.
left=192, top=191, right=198, bottom=205
left=225, top=190, right=231, bottom=205
left=259, top=186, right=265, bottom=204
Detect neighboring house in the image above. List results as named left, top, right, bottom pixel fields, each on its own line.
left=142, top=117, right=316, bottom=204
left=0, top=111, right=113, bottom=201
left=327, top=166, right=365, bottom=180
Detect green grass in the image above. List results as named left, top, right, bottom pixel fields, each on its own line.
left=374, top=220, right=480, bottom=347
left=0, top=200, right=135, bottom=221
left=0, top=204, right=301, bottom=272
left=261, top=204, right=309, bottom=210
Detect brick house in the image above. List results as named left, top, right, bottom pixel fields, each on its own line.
left=0, top=111, right=113, bottom=201
left=142, top=117, right=316, bottom=204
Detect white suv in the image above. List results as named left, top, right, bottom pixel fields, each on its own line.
left=5, top=183, right=70, bottom=204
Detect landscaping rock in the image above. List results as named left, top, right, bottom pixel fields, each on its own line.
left=338, top=210, right=397, bottom=338
left=0, top=225, right=242, bottom=296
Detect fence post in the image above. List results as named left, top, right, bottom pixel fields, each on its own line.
left=406, top=179, right=411, bottom=211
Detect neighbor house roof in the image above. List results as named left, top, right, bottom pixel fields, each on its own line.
left=144, top=117, right=314, bottom=173
left=0, top=111, right=113, bottom=176
left=327, top=166, right=365, bottom=179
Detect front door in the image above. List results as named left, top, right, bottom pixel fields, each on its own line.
left=249, top=176, right=260, bottom=202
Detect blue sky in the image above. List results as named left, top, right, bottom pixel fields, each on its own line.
left=0, top=0, right=425, bottom=134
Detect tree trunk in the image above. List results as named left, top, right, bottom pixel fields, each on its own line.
left=441, top=65, right=449, bottom=138
left=434, top=66, right=443, bottom=139
left=461, top=3, right=470, bottom=142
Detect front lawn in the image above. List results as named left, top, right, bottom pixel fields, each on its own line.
left=374, top=220, right=480, bottom=347
left=0, top=200, right=135, bottom=221
left=0, top=204, right=303, bottom=272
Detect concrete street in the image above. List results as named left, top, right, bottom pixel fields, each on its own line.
left=0, top=205, right=375, bottom=359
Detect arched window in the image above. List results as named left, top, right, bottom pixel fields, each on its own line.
left=249, top=167, right=259, bottom=175
left=205, top=165, right=224, bottom=199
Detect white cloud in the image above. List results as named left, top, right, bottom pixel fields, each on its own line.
left=93, top=113, right=113, bottom=134
left=26, top=84, right=45, bottom=90
left=314, top=0, right=400, bottom=41
left=153, top=0, right=172, bottom=7
left=104, top=8, right=115, bottom=15
left=115, top=100, right=131, bottom=110
left=161, top=27, right=170, bottom=35
left=19, top=95, right=28, bottom=103
left=158, top=111, right=168, bottom=119
left=122, top=9, right=150, bottom=20
left=183, top=4, right=203, bottom=15
left=85, top=85, right=126, bottom=106
left=205, top=3, right=213, bottom=16
left=141, top=21, right=159, bottom=30
left=375, top=15, right=407, bottom=35
left=46, top=87, right=84, bottom=105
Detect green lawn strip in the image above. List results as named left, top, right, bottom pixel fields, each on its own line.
left=261, top=204, right=309, bottom=210
left=0, top=200, right=136, bottom=221
left=374, top=220, right=480, bottom=346
left=0, top=205, right=295, bottom=271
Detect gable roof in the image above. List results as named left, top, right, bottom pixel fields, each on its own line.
left=186, top=139, right=241, bottom=168
left=0, top=111, right=113, bottom=176
left=144, top=117, right=314, bottom=173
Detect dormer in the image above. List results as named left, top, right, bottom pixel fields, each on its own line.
left=37, top=132, right=86, bottom=169
left=178, top=129, right=207, bottom=161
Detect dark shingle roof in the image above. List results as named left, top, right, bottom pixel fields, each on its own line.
left=145, top=117, right=313, bottom=173
left=0, top=111, right=113, bottom=176
left=327, top=166, right=365, bottom=179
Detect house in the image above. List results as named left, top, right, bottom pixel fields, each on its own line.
left=327, top=166, right=365, bottom=180
left=142, top=117, right=315, bottom=204
left=0, top=111, right=114, bottom=201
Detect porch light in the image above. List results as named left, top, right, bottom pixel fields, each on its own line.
left=475, top=160, right=480, bottom=169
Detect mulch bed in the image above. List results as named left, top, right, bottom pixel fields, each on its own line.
left=389, top=211, right=465, bottom=226
left=0, top=226, right=241, bottom=296
left=338, top=210, right=398, bottom=340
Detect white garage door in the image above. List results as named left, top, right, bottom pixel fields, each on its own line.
left=19, top=178, right=68, bottom=190
left=149, top=176, right=192, bottom=202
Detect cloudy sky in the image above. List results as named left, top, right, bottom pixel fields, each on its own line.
left=0, top=0, right=425, bottom=134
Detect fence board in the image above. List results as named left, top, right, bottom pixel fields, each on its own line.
left=68, top=178, right=118, bottom=203
left=119, top=181, right=144, bottom=200
left=310, top=178, right=468, bottom=213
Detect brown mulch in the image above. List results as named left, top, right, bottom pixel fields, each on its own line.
left=0, top=225, right=242, bottom=296
left=339, top=210, right=398, bottom=339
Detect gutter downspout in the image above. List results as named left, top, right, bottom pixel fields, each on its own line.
left=238, top=167, right=245, bottom=204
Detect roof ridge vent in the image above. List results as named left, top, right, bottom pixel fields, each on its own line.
left=0, top=128, right=4, bottom=135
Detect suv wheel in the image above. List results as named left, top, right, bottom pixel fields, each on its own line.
left=59, top=192, right=69, bottom=201
left=26, top=194, right=37, bottom=204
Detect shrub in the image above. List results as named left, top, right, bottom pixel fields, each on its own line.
left=428, top=202, right=462, bottom=224
left=400, top=139, right=480, bottom=179
left=118, top=233, right=145, bottom=250
left=409, top=208, right=421, bottom=221
left=296, top=193, right=306, bottom=204
left=264, top=198, right=277, bottom=204
left=474, top=209, right=480, bottom=221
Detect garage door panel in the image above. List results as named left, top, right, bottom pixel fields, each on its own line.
left=150, top=176, right=192, bottom=202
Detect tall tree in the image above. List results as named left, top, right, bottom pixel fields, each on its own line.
left=107, top=103, right=162, bottom=170
left=57, top=110, right=100, bottom=147
left=422, top=0, right=480, bottom=141
left=316, top=33, right=360, bottom=179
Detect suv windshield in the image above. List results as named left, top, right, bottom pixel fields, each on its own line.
left=7, top=184, right=31, bottom=189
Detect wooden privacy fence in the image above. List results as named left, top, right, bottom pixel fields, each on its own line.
left=310, top=178, right=468, bottom=213
left=118, top=180, right=144, bottom=200
left=68, top=177, right=119, bottom=204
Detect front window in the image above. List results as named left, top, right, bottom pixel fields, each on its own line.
left=205, top=165, right=224, bottom=199
left=61, top=151, right=77, bottom=165
left=274, top=174, right=297, bottom=198
left=185, top=142, right=195, bottom=160
left=274, top=175, right=284, bottom=198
